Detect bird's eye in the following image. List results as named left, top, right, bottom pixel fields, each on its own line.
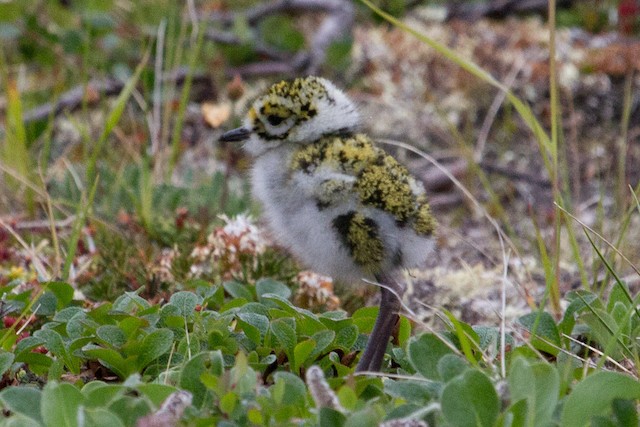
left=267, top=115, right=284, bottom=126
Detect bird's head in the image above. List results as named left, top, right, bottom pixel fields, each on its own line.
left=220, top=76, right=360, bottom=156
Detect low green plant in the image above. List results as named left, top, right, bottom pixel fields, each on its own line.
left=0, top=271, right=637, bottom=425
left=1, top=0, right=640, bottom=426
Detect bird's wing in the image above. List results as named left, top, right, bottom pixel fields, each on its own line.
left=290, top=167, right=356, bottom=208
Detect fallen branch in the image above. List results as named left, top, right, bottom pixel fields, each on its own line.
left=447, top=0, right=575, bottom=20
left=208, top=0, right=355, bottom=75
left=416, top=158, right=551, bottom=193
left=17, top=68, right=209, bottom=126
left=23, top=78, right=122, bottom=125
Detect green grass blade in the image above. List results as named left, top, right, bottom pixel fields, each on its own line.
left=579, top=231, right=635, bottom=361
left=583, top=231, right=639, bottom=319
left=62, top=176, right=99, bottom=280
left=86, top=50, right=150, bottom=184
left=561, top=211, right=589, bottom=291
left=1, top=76, right=35, bottom=215
left=169, top=25, right=205, bottom=173
left=443, top=310, right=478, bottom=367
left=138, top=157, right=153, bottom=230
left=530, top=208, right=554, bottom=310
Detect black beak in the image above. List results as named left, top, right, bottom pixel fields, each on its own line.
left=220, top=127, right=250, bottom=142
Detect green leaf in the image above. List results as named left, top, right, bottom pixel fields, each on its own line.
left=0, top=350, right=15, bottom=375
left=221, top=297, right=249, bottom=312
left=66, top=313, right=88, bottom=339
left=237, top=312, right=269, bottom=345
left=337, top=386, right=358, bottom=411
left=179, top=351, right=219, bottom=408
left=271, top=318, right=297, bottom=363
left=0, top=387, right=42, bottom=423
left=3, top=414, right=42, bottom=427
left=267, top=293, right=322, bottom=319
left=53, top=307, right=84, bottom=323
left=611, top=398, right=638, bottom=426
left=176, top=336, right=201, bottom=364
left=441, top=369, right=500, bottom=427
left=504, top=399, right=528, bottom=427
left=13, top=352, right=52, bottom=371
left=84, top=408, right=125, bottom=427
left=256, top=278, right=291, bottom=301
left=608, top=282, right=632, bottom=311
left=135, top=384, right=179, bottom=407
left=293, top=339, right=316, bottom=372
left=45, top=281, right=75, bottom=308
left=308, top=330, right=335, bottom=361
left=35, top=292, right=58, bottom=316
left=508, top=357, right=559, bottom=427
left=113, top=292, right=150, bottom=313
left=319, top=407, right=346, bottom=427
left=408, top=333, right=455, bottom=380
left=41, top=382, right=84, bottom=427
left=273, top=371, right=307, bottom=407
left=352, top=307, right=378, bottom=334
left=517, top=311, right=561, bottom=356
left=397, top=316, right=411, bottom=348
left=297, top=312, right=328, bottom=337
left=334, top=325, right=358, bottom=350
left=444, top=309, right=480, bottom=365
left=473, top=325, right=515, bottom=352
left=49, top=359, right=64, bottom=381
left=83, top=383, right=125, bottom=408
left=15, top=336, right=45, bottom=357
left=344, top=407, right=382, bottom=427
left=117, top=316, right=148, bottom=338
left=33, top=329, right=66, bottom=356
left=383, top=379, right=436, bottom=403
left=33, top=329, right=77, bottom=372
left=223, top=281, right=254, bottom=301
left=220, top=391, right=238, bottom=415
left=610, top=302, right=629, bottom=335
left=160, top=303, right=181, bottom=317
left=169, top=291, right=200, bottom=317
left=581, top=310, right=626, bottom=360
left=96, top=325, right=126, bottom=348
left=238, top=302, right=270, bottom=317
left=84, top=348, right=130, bottom=379
left=106, top=394, right=152, bottom=426
left=437, top=354, right=468, bottom=382
left=561, top=371, right=640, bottom=426
left=137, top=329, right=174, bottom=369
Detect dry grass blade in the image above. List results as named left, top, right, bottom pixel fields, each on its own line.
left=474, top=59, right=524, bottom=162
left=562, top=334, right=636, bottom=378
left=555, top=203, right=640, bottom=277
left=379, top=138, right=517, bottom=279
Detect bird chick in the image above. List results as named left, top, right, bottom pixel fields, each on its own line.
left=221, top=76, right=436, bottom=372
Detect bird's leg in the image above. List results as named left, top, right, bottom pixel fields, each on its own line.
left=355, top=274, right=404, bottom=372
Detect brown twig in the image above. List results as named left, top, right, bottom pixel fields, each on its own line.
left=208, top=0, right=355, bottom=75
left=205, top=30, right=290, bottom=61
left=22, top=78, right=123, bottom=124
left=479, top=161, right=551, bottom=188
left=415, top=158, right=551, bottom=192
left=15, top=1, right=354, bottom=125
left=17, top=68, right=209, bottom=126
left=447, top=0, right=575, bottom=20
left=10, top=215, right=77, bottom=231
